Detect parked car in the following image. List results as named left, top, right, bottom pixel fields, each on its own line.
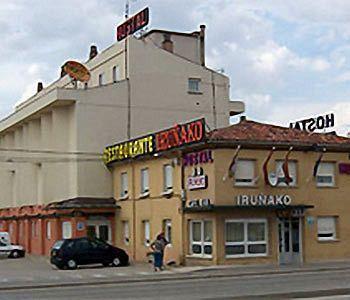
left=0, top=232, right=25, bottom=258
left=50, top=237, right=129, bottom=270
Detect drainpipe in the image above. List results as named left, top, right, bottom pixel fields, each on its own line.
left=180, top=152, right=187, bottom=266
left=211, top=71, right=217, bottom=129
left=131, top=161, right=137, bottom=261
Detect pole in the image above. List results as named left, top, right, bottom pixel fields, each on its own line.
left=125, top=0, right=131, bottom=139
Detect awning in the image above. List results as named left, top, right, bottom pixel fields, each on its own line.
left=45, top=197, right=120, bottom=210
left=183, top=204, right=314, bottom=213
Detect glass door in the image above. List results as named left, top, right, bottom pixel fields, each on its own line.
left=86, top=221, right=111, bottom=243
left=278, top=217, right=301, bottom=264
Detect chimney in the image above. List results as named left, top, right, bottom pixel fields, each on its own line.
left=37, top=82, right=43, bottom=93
left=199, top=24, right=206, bottom=66
left=240, top=115, right=246, bottom=122
left=162, top=34, right=174, bottom=53
left=89, top=45, right=98, bottom=60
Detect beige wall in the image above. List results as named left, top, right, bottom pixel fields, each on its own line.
left=111, top=146, right=350, bottom=266
left=0, top=30, right=243, bottom=210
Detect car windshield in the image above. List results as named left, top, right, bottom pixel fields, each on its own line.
left=52, top=240, right=64, bottom=249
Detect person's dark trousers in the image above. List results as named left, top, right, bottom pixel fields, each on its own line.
left=154, top=252, right=162, bottom=269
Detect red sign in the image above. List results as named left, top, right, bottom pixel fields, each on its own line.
left=155, top=119, right=205, bottom=152
left=117, top=7, right=149, bottom=42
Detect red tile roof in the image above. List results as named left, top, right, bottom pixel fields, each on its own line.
left=208, top=119, right=350, bottom=146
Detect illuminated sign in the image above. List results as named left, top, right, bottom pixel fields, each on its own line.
left=183, top=150, right=213, bottom=167
left=103, top=119, right=205, bottom=165
left=187, top=198, right=211, bottom=208
left=339, top=163, right=350, bottom=175
left=289, top=113, right=335, bottom=132
left=116, top=7, right=149, bottom=42
left=236, top=194, right=292, bottom=206
left=187, top=167, right=208, bottom=190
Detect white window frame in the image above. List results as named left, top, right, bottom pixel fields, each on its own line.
left=120, top=172, right=128, bottom=199
left=46, top=221, right=51, bottom=240
left=98, top=73, right=104, bottom=86
left=163, top=219, right=172, bottom=245
left=234, top=159, right=256, bottom=186
left=188, top=78, right=201, bottom=93
left=143, top=220, right=151, bottom=246
left=163, top=164, right=173, bottom=192
left=62, top=221, right=72, bottom=239
left=113, top=65, right=120, bottom=83
left=225, top=219, right=268, bottom=258
left=275, top=160, right=297, bottom=187
left=140, top=168, right=149, bottom=195
left=122, top=220, right=130, bottom=245
left=189, top=220, right=213, bottom=258
left=316, top=162, right=335, bottom=187
left=317, top=216, right=337, bottom=241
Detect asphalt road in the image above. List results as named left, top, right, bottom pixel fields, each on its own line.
left=2, top=269, right=350, bottom=300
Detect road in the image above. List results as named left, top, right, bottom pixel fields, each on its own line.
left=2, top=269, right=350, bottom=299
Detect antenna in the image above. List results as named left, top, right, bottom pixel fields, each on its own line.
left=125, top=0, right=129, bottom=18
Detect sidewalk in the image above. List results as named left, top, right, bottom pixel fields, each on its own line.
left=1, top=255, right=350, bottom=291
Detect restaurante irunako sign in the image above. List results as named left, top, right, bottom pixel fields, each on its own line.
left=103, top=119, right=205, bottom=165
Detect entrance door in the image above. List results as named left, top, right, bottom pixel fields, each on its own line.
left=278, top=217, right=301, bottom=264
left=86, top=220, right=111, bottom=243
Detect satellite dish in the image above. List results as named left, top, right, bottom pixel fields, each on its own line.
left=268, top=172, right=278, bottom=186
left=63, top=61, right=91, bottom=82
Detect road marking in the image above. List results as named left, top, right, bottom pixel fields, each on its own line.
left=296, top=296, right=350, bottom=300
left=0, top=278, right=8, bottom=282
left=137, top=271, right=152, bottom=275
left=114, top=273, right=127, bottom=276
left=92, top=274, right=107, bottom=278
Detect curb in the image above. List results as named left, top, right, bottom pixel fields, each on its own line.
left=1, top=265, right=350, bottom=292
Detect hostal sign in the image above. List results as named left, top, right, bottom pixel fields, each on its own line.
left=103, top=119, right=205, bottom=165
left=236, top=194, right=292, bottom=206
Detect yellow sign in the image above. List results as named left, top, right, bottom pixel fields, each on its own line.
left=103, top=135, right=153, bottom=165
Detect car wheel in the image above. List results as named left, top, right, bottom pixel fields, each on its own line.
left=67, top=259, right=77, bottom=270
left=112, top=257, right=121, bottom=267
left=10, top=250, right=19, bottom=258
left=102, top=261, right=110, bottom=267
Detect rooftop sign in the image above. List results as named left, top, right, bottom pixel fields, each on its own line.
left=116, top=7, right=149, bottom=42
left=103, top=118, right=205, bottom=165
left=289, top=113, right=335, bottom=132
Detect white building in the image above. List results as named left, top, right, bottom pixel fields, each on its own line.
left=0, top=25, right=244, bottom=254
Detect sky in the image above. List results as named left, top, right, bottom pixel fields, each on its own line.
left=1, top=0, right=350, bottom=136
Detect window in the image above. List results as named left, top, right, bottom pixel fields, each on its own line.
left=113, top=66, right=120, bottom=83
left=122, top=221, right=130, bottom=245
left=225, top=219, right=267, bottom=257
left=120, top=172, right=128, bottom=198
left=62, top=221, right=72, bottom=239
left=32, top=221, right=36, bottom=237
left=317, top=216, right=337, bottom=241
left=189, top=220, right=212, bottom=257
left=142, top=220, right=150, bottom=246
left=140, top=168, right=149, bottom=194
left=163, top=164, right=173, bottom=191
left=163, top=219, right=172, bottom=244
left=46, top=221, right=51, bottom=240
left=316, top=162, right=335, bottom=187
left=98, top=73, right=104, bottom=86
left=234, top=160, right=256, bottom=186
left=275, top=160, right=297, bottom=186
left=188, top=78, right=201, bottom=93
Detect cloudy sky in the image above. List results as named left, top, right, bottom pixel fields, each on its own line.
left=1, top=1, right=350, bottom=135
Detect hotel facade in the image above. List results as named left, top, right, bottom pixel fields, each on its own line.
left=0, top=25, right=243, bottom=255
left=106, top=117, right=350, bottom=266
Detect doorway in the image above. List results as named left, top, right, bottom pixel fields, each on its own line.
left=278, top=217, right=302, bottom=265
left=86, top=220, right=111, bottom=243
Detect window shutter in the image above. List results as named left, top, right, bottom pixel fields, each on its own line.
left=235, top=160, right=255, bottom=185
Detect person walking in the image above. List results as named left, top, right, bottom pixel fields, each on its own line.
left=150, top=232, right=168, bottom=271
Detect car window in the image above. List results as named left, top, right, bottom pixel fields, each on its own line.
left=75, top=239, right=90, bottom=251
left=90, top=239, right=108, bottom=249
left=52, top=240, right=64, bottom=249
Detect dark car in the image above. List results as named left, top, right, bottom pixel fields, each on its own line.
left=50, top=237, right=129, bottom=270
